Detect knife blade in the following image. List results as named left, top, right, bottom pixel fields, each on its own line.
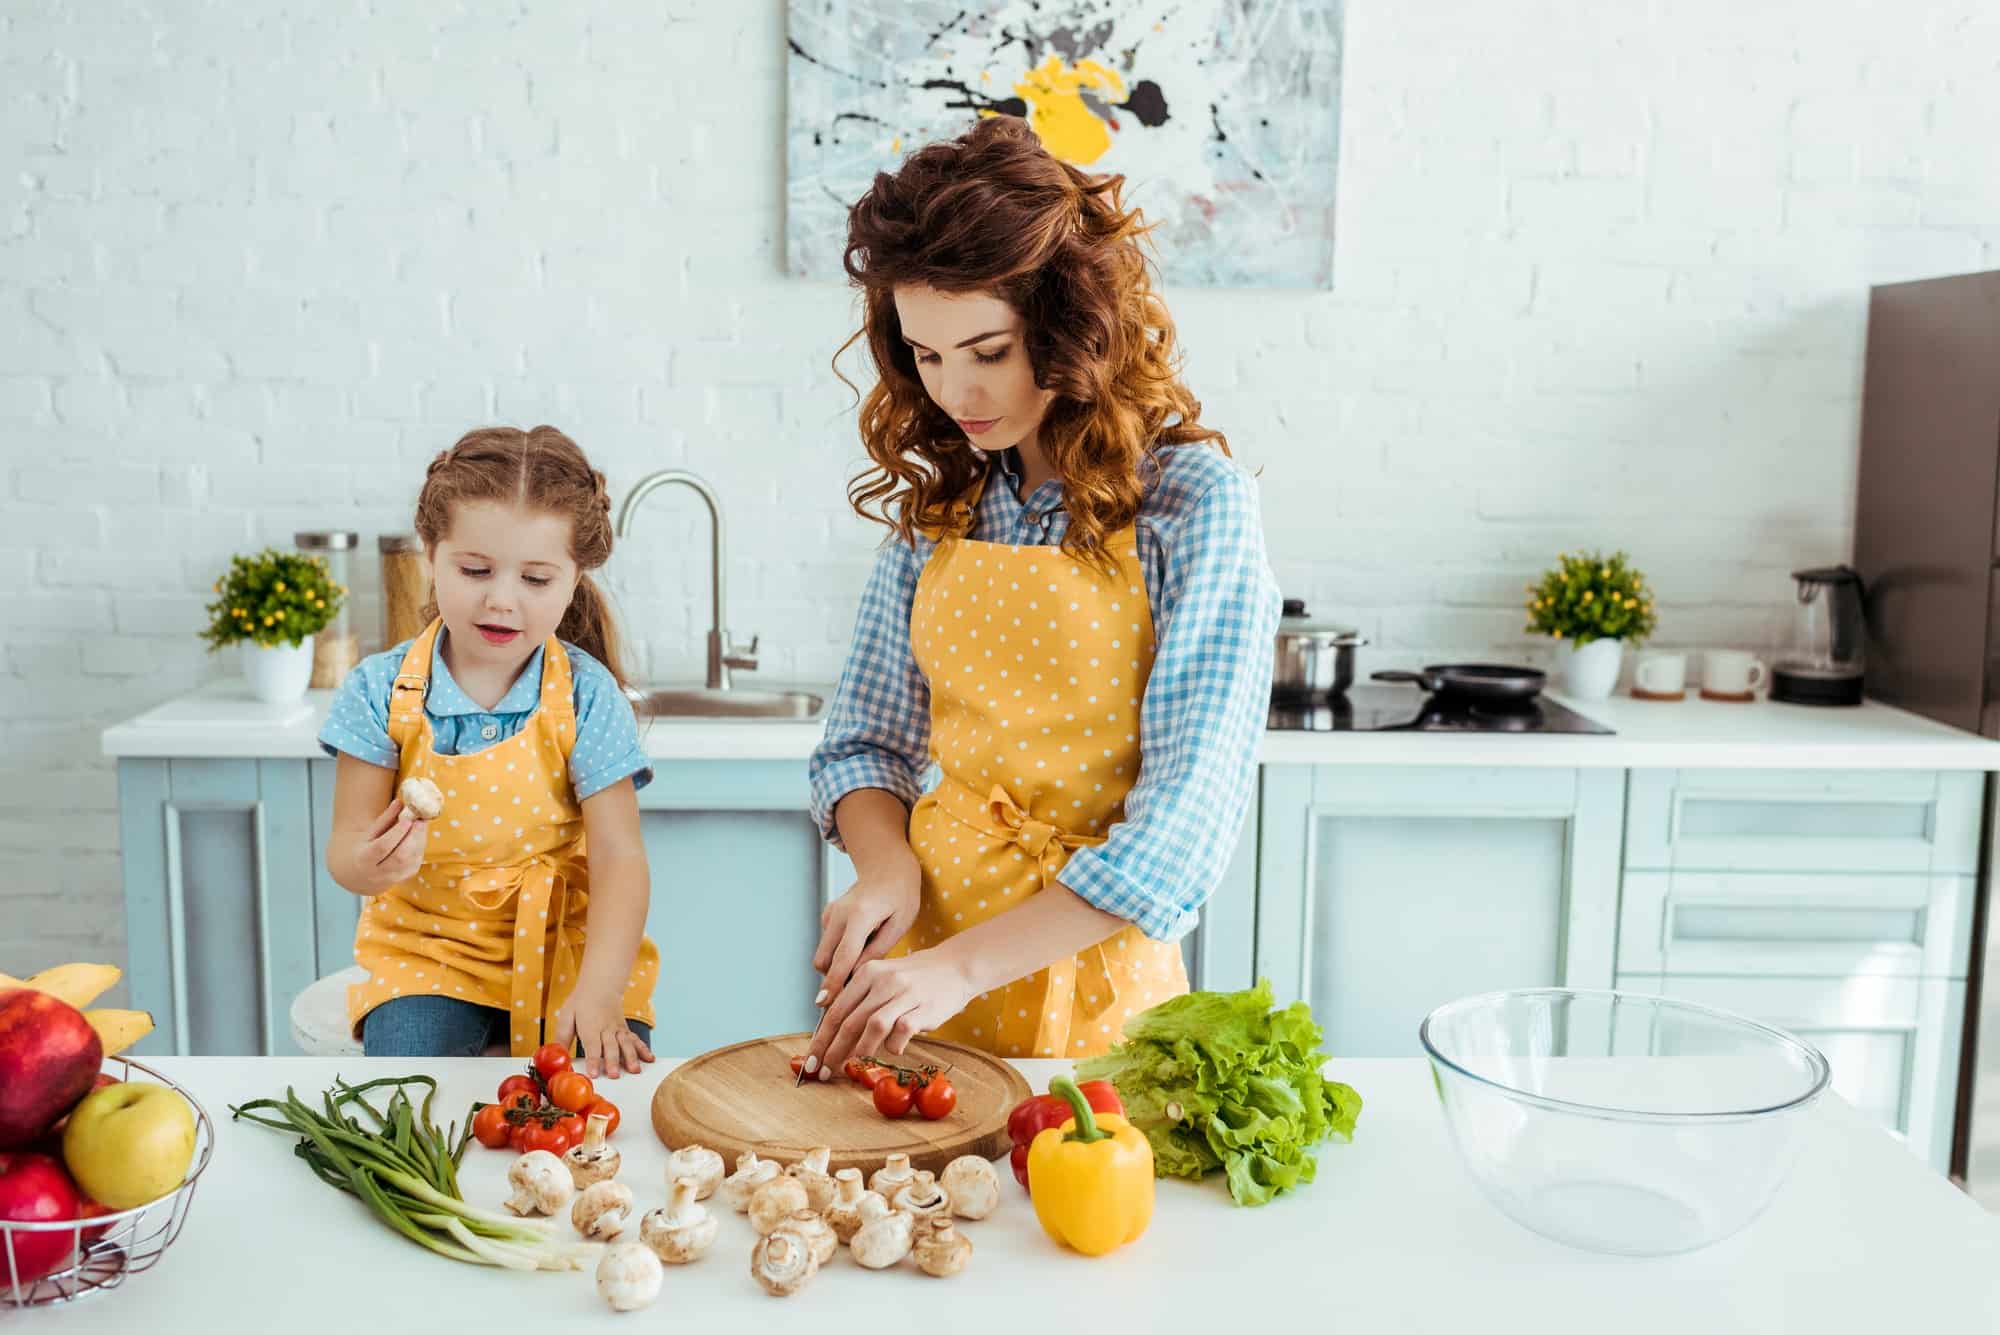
left=795, top=987, right=831, bottom=1087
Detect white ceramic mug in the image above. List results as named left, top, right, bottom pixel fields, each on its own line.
left=1704, top=649, right=1768, bottom=697
left=1634, top=652, right=1688, bottom=695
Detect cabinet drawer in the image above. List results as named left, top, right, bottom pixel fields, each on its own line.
left=1617, top=871, right=1976, bottom=978
left=1617, top=972, right=1965, bottom=1171
left=1624, top=769, right=1981, bottom=874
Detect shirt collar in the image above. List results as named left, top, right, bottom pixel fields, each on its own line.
left=988, top=447, right=1062, bottom=513
left=429, top=629, right=547, bottom=716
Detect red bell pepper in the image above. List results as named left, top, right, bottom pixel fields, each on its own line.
left=1007, top=1079, right=1123, bottom=1191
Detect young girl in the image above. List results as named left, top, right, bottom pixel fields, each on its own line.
left=319, top=425, right=659, bottom=1078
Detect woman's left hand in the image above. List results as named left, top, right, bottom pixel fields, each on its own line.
left=553, top=983, right=655, bottom=1079
left=808, top=949, right=977, bottom=1079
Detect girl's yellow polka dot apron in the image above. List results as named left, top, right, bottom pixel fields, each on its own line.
left=901, top=485, right=1188, bottom=1059
left=347, top=618, right=658, bottom=1055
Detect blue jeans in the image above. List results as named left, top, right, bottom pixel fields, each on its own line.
left=362, top=995, right=653, bottom=1058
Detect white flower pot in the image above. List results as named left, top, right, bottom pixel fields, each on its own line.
left=1560, top=638, right=1625, bottom=701
left=240, top=638, right=315, bottom=703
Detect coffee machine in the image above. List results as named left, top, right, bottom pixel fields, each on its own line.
left=1771, top=566, right=1866, bottom=706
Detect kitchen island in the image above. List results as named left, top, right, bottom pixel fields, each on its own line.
left=25, top=1055, right=2000, bottom=1332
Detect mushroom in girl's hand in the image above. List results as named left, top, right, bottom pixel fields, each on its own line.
left=785, top=1146, right=837, bottom=1213
left=747, top=1174, right=810, bottom=1236
left=398, top=777, right=443, bottom=820
left=504, top=1150, right=573, bottom=1217
left=564, top=1111, right=620, bottom=1190
left=572, top=1179, right=635, bottom=1240
left=825, top=1168, right=890, bottom=1244
left=940, top=1155, right=1000, bottom=1220
left=868, top=1151, right=916, bottom=1199
left=721, top=1151, right=781, bottom=1212
left=663, top=1143, right=724, bottom=1201
left=850, top=1209, right=916, bottom=1270
left=750, top=1225, right=819, bottom=1297
left=639, top=1178, right=717, bottom=1264
left=597, top=1241, right=663, bottom=1311
left=912, top=1217, right=973, bottom=1278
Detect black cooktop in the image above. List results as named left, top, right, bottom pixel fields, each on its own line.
left=1268, top=684, right=1615, bottom=734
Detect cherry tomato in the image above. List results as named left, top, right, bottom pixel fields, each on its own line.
left=914, top=1075, right=957, bottom=1121
left=789, top=1054, right=807, bottom=1078
left=522, top=1122, right=566, bottom=1154
left=584, top=1097, right=621, bottom=1137
left=497, top=1074, right=540, bottom=1104
left=548, top=1071, right=595, bottom=1114
left=843, top=1057, right=879, bottom=1084
left=533, top=1043, right=573, bottom=1083
left=472, top=1103, right=512, bottom=1150
left=503, top=1091, right=541, bottom=1116
left=554, top=1113, right=586, bottom=1151
left=873, top=1075, right=916, bottom=1118
left=507, top=1121, right=532, bottom=1152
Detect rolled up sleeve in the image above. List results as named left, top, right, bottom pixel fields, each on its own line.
left=1060, top=465, right=1281, bottom=942
left=808, top=538, right=933, bottom=846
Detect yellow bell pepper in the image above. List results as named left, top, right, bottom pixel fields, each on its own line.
left=1027, top=1075, right=1154, bottom=1256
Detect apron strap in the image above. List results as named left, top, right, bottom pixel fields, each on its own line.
left=387, top=618, right=444, bottom=751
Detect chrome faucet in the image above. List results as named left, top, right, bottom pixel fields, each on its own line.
left=614, top=470, right=759, bottom=690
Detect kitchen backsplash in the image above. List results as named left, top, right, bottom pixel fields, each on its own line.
left=5, top=1, right=2000, bottom=964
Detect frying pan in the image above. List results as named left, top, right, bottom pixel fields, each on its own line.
left=1371, top=664, right=1547, bottom=703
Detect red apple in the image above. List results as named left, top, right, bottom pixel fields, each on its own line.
left=0, top=1151, right=81, bottom=1285
left=0, top=990, right=104, bottom=1150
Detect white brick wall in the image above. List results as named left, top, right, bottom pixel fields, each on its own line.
left=6, top=0, right=2000, bottom=977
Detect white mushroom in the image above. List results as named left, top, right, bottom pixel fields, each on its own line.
left=868, top=1152, right=917, bottom=1199
left=824, top=1168, right=891, bottom=1244
left=721, top=1151, right=782, bottom=1212
left=893, top=1173, right=950, bottom=1221
left=596, top=1241, right=663, bottom=1311
left=747, top=1174, right=811, bottom=1236
left=786, top=1146, right=837, bottom=1213
left=940, top=1155, right=1001, bottom=1220
left=663, top=1142, right=724, bottom=1201
left=781, top=1209, right=838, bottom=1266
left=639, top=1177, right=717, bottom=1264
left=912, top=1217, right=973, bottom=1278
left=572, top=1179, right=635, bottom=1240
left=564, top=1111, right=621, bottom=1190
left=398, top=776, right=443, bottom=820
left=750, top=1225, right=819, bottom=1297
left=504, top=1149, right=573, bottom=1217
left=851, top=1208, right=916, bottom=1270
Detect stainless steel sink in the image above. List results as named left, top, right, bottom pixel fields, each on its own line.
left=627, top=686, right=826, bottom=721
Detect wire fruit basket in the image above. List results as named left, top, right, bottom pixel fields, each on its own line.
left=2, top=1054, right=215, bottom=1307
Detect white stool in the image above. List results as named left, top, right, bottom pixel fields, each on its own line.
left=288, top=966, right=509, bottom=1057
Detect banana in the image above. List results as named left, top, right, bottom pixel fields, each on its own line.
left=22, top=963, right=123, bottom=1009
left=83, top=1008, right=155, bottom=1056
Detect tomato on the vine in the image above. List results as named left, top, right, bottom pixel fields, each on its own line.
left=914, top=1075, right=957, bottom=1121
left=789, top=1054, right=808, bottom=1078
left=502, top=1091, right=541, bottom=1116
left=548, top=1071, right=595, bottom=1113
left=497, top=1074, right=540, bottom=1104
left=872, top=1075, right=916, bottom=1118
left=844, top=1057, right=887, bottom=1087
left=521, top=1122, right=566, bottom=1154
left=472, top=1103, right=512, bottom=1149
left=584, top=1097, right=621, bottom=1137
left=507, top=1121, right=533, bottom=1152
left=533, top=1043, right=573, bottom=1082
left=553, top=1113, right=586, bottom=1150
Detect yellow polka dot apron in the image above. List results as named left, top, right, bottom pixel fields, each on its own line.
left=347, top=618, right=659, bottom=1054
left=901, top=483, right=1188, bottom=1060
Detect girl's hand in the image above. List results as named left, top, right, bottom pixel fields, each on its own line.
left=807, top=949, right=976, bottom=1078
left=554, top=981, right=654, bottom=1079
left=812, top=859, right=923, bottom=1007
left=346, top=799, right=427, bottom=895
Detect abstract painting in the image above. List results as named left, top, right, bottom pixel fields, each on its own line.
left=786, top=1, right=1344, bottom=289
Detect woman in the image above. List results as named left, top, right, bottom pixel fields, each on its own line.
left=803, top=115, right=1280, bottom=1077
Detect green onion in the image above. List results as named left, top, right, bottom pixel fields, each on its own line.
left=231, top=1075, right=595, bottom=1271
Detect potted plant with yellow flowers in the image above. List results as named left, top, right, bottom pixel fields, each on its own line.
left=1525, top=550, right=1658, bottom=700
left=201, top=549, right=347, bottom=702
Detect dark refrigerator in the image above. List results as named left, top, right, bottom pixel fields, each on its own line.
left=1853, top=268, right=2000, bottom=1202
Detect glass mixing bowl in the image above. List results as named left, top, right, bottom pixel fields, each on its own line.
left=1420, top=988, right=1830, bottom=1256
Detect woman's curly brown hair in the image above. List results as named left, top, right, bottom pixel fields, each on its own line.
left=835, top=114, right=1226, bottom=566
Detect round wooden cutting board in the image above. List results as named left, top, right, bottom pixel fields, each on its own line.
left=650, top=1032, right=1032, bottom=1177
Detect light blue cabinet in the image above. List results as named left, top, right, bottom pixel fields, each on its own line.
left=1254, top=764, right=1624, bottom=1058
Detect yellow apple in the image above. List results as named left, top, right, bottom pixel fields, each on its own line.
left=61, top=1082, right=195, bottom=1209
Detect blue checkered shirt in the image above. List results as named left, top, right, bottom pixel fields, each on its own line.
left=808, top=444, right=1280, bottom=943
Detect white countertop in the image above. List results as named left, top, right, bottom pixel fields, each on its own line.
left=29, top=1055, right=2000, bottom=1333
left=101, top=677, right=2000, bottom=770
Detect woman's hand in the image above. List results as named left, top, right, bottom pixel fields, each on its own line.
left=335, top=799, right=428, bottom=896
left=806, top=948, right=977, bottom=1078
left=553, top=981, right=654, bottom=1079
left=811, top=858, right=923, bottom=1006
